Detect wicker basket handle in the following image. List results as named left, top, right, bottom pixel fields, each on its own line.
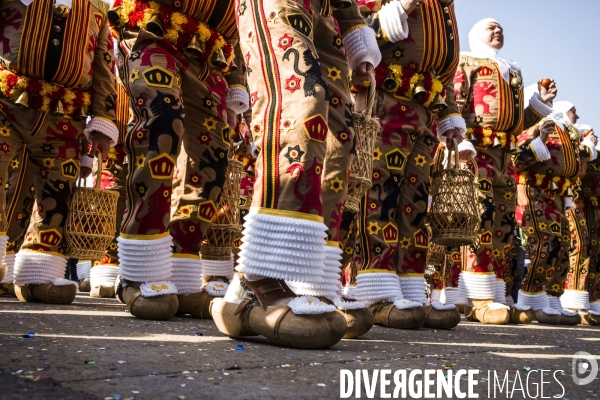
left=362, top=71, right=377, bottom=119
left=451, top=138, right=460, bottom=170
left=77, top=153, right=103, bottom=189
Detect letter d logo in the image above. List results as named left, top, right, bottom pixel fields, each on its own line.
left=572, top=351, right=598, bottom=386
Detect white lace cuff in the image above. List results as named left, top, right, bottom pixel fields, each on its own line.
left=84, top=117, right=119, bottom=147
left=529, top=137, right=551, bottom=162
left=378, top=0, right=409, bottom=43
left=342, top=26, right=381, bottom=71
left=226, top=87, right=249, bottom=115
left=457, top=140, right=477, bottom=160
left=528, top=92, right=553, bottom=118
left=80, top=154, right=94, bottom=170
left=437, top=115, right=467, bottom=138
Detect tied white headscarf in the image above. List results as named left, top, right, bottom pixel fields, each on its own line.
left=553, top=101, right=575, bottom=124
left=461, top=18, right=519, bottom=84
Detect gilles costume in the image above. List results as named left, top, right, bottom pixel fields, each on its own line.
left=0, top=0, right=119, bottom=304
left=512, top=93, right=592, bottom=325
left=454, top=19, right=550, bottom=324
left=347, top=0, right=468, bottom=330
left=212, top=0, right=381, bottom=348
left=109, top=0, right=249, bottom=320
left=576, top=123, right=600, bottom=325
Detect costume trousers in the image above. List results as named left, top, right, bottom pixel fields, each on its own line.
left=554, top=196, right=592, bottom=310
left=516, top=183, right=570, bottom=295
left=0, top=100, right=84, bottom=284
left=5, top=148, right=36, bottom=255
left=459, top=148, right=516, bottom=301
left=118, top=30, right=229, bottom=254
left=353, top=92, right=436, bottom=274
left=235, top=0, right=356, bottom=288
left=583, top=197, right=600, bottom=303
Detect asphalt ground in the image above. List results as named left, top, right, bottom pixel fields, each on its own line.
left=0, top=293, right=598, bottom=400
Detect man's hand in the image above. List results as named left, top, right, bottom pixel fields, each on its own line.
left=400, top=0, right=422, bottom=14
left=538, top=120, right=555, bottom=143
left=227, top=108, right=238, bottom=132
left=444, top=128, right=463, bottom=150
left=538, top=79, right=557, bottom=104
left=351, top=62, right=374, bottom=89
left=90, top=131, right=111, bottom=160
left=588, top=134, right=598, bottom=146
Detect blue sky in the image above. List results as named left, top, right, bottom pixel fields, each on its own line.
left=455, top=0, right=599, bottom=129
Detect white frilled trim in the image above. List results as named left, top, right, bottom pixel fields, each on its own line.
left=139, top=280, right=177, bottom=297
left=170, top=257, right=202, bottom=295
left=541, top=307, right=561, bottom=316
left=431, top=289, right=441, bottom=303
left=590, top=301, right=600, bottom=313
left=223, top=274, right=246, bottom=304
left=14, top=251, right=67, bottom=285
left=506, top=295, right=515, bottom=307
left=493, top=279, right=507, bottom=304
left=202, top=257, right=234, bottom=280
left=80, top=154, right=93, bottom=170
left=488, top=302, right=509, bottom=310
left=457, top=140, right=476, bottom=160
left=399, top=276, right=427, bottom=304
left=226, top=87, right=250, bottom=115
left=288, top=296, right=336, bottom=315
left=378, top=0, right=409, bottom=43
left=53, top=277, right=78, bottom=287
left=84, top=117, right=119, bottom=147
left=332, top=295, right=365, bottom=310
left=204, top=280, right=229, bottom=297
left=287, top=243, right=343, bottom=299
left=393, top=298, right=422, bottom=309
left=117, top=235, right=173, bottom=282
left=582, top=139, right=598, bottom=161
left=342, top=26, right=381, bottom=71
left=515, top=290, right=549, bottom=311
left=529, top=137, right=551, bottom=162
left=437, top=115, right=467, bottom=138
left=1, top=253, right=15, bottom=283
left=527, top=92, right=553, bottom=118
left=237, top=210, right=327, bottom=283
left=355, top=271, right=403, bottom=307
left=76, top=260, right=91, bottom=281
left=560, top=290, right=590, bottom=310
left=458, top=272, right=496, bottom=300
left=441, top=287, right=459, bottom=305
left=343, top=284, right=358, bottom=300
left=0, top=235, right=8, bottom=265
left=432, top=301, right=455, bottom=311
left=548, top=295, right=563, bottom=311
left=90, top=265, right=119, bottom=287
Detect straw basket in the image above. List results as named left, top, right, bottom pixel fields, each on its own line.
left=65, top=155, right=119, bottom=260
left=428, top=140, right=480, bottom=246
left=202, top=158, right=243, bottom=260
left=345, top=72, right=381, bottom=213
